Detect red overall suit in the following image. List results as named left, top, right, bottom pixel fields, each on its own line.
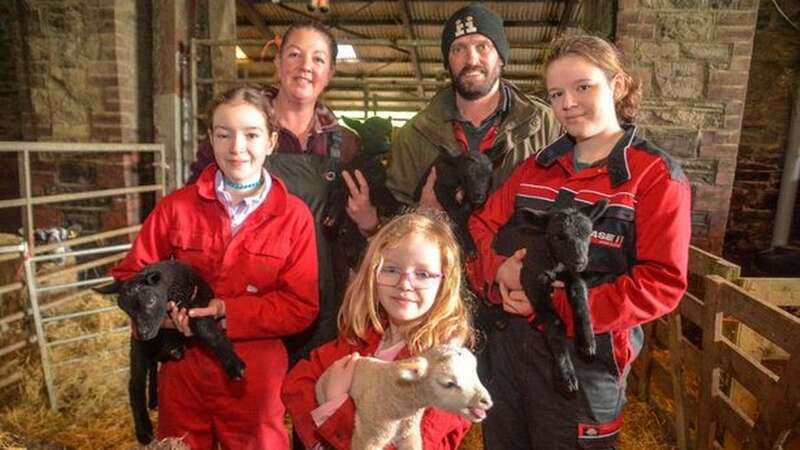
left=112, top=164, right=319, bottom=450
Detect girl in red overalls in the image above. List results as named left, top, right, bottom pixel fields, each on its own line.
left=467, top=35, right=691, bottom=449
left=112, top=85, right=319, bottom=449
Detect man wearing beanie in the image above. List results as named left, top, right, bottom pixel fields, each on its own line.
left=380, top=3, right=560, bottom=211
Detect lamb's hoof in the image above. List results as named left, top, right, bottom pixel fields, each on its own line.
left=555, top=376, right=579, bottom=399
left=223, top=357, right=246, bottom=380
left=135, top=422, right=154, bottom=445
left=554, top=368, right=579, bottom=399
left=577, top=336, right=596, bottom=362
left=169, top=347, right=184, bottom=361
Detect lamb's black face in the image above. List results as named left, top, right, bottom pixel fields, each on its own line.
left=460, top=153, right=493, bottom=207
left=117, top=270, right=170, bottom=340
left=547, top=211, right=593, bottom=273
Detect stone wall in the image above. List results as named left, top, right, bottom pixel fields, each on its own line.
left=616, top=0, right=758, bottom=254
left=0, top=0, right=154, bottom=236
left=724, top=0, right=800, bottom=263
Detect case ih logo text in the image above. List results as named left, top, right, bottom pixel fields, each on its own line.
left=590, top=230, right=624, bottom=249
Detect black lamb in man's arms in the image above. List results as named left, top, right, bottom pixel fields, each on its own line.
left=493, top=199, right=608, bottom=397
left=414, top=151, right=493, bottom=256
left=96, top=260, right=245, bottom=444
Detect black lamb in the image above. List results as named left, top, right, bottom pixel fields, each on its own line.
left=493, top=199, right=609, bottom=397
left=413, top=151, right=493, bottom=255
left=322, top=117, right=402, bottom=268
left=96, top=260, right=245, bottom=444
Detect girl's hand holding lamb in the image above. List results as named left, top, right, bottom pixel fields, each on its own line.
left=316, top=352, right=360, bottom=403
left=162, top=298, right=225, bottom=337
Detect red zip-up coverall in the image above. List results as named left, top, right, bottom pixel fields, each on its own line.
left=112, top=164, right=319, bottom=450
left=467, top=125, right=691, bottom=448
left=281, top=329, right=472, bottom=450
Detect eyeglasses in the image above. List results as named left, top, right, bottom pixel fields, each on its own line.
left=376, top=265, right=443, bottom=289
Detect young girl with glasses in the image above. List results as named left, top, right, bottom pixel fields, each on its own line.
left=282, top=211, right=475, bottom=449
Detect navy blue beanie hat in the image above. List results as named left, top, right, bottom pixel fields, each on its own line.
left=441, top=4, right=509, bottom=70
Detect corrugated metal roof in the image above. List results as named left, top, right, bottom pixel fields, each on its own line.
left=229, top=0, right=581, bottom=111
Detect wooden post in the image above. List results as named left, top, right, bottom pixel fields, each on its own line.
left=209, top=0, right=237, bottom=96
left=696, top=275, right=725, bottom=450
left=668, top=312, right=690, bottom=450
left=753, top=333, right=800, bottom=449
left=637, top=321, right=655, bottom=400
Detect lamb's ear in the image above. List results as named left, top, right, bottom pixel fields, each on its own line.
left=396, top=356, right=429, bottom=382
left=517, top=207, right=549, bottom=227
left=341, top=117, right=363, bottom=136
left=144, top=271, right=161, bottom=286
left=438, top=153, right=461, bottom=168
left=93, top=280, right=122, bottom=295
left=585, top=199, right=609, bottom=222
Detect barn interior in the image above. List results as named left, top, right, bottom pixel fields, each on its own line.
left=0, top=0, right=799, bottom=449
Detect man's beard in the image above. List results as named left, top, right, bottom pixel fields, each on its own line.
left=452, top=63, right=501, bottom=100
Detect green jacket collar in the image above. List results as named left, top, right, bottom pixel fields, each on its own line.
left=412, top=80, right=544, bottom=156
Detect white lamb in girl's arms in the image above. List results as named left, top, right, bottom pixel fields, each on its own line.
left=317, top=344, right=492, bottom=450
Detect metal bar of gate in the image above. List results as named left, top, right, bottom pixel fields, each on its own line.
left=23, top=241, right=58, bottom=408
left=31, top=244, right=133, bottom=263
left=191, top=39, right=199, bottom=183
left=37, top=277, right=116, bottom=294
left=0, top=185, right=162, bottom=210
left=1, top=288, right=105, bottom=329
left=33, top=225, right=140, bottom=254
left=46, top=326, right=129, bottom=349
left=0, top=142, right=164, bottom=152
left=42, top=305, right=118, bottom=324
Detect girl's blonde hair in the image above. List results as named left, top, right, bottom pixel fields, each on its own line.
left=545, top=34, right=642, bottom=124
left=337, top=211, right=474, bottom=354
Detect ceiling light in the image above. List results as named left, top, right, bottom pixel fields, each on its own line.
left=235, top=46, right=248, bottom=60
left=337, top=44, right=357, bottom=61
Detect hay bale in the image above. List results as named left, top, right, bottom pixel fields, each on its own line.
left=619, top=394, right=675, bottom=450
left=0, top=430, right=25, bottom=449
left=451, top=395, right=673, bottom=450
left=0, top=234, right=23, bottom=246
left=0, top=290, right=138, bottom=450
left=459, top=423, right=483, bottom=450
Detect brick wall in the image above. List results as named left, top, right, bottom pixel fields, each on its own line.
left=2, top=0, right=153, bottom=236
left=616, top=0, right=759, bottom=254
left=0, top=2, right=22, bottom=232
left=724, top=0, right=800, bottom=264
left=0, top=2, right=21, bottom=142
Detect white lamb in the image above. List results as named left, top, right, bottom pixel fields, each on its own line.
left=316, top=344, right=493, bottom=450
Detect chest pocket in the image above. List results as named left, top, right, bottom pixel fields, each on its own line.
left=242, top=235, right=291, bottom=289
left=169, top=230, right=218, bottom=279
left=586, top=206, right=635, bottom=282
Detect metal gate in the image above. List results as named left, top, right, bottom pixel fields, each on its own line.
left=0, top=141, right=166, bottom=409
